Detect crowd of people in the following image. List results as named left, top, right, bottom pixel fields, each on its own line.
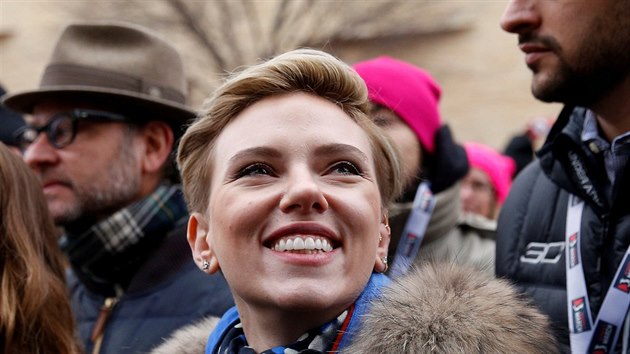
left=1, top=0, right=629, bottom=352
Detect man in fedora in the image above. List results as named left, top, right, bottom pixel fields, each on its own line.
left=3, top=21, right=233, bottom=354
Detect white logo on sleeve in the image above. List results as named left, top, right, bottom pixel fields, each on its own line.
left=520, top=242, right=566, bottom=264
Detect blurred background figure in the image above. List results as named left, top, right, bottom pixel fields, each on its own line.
left=0, top=84, right=26, bottom=155
left=461, top=141, right=516, bottom=221
left=354, top=57, right=496, bottom=276
left=503, top=116, right=554, bottom=176
left=0, top=142, right=79, bottom=354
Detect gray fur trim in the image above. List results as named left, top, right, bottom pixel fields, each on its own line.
left=149, top=316, right=219, bottom=354
left=341, top=263, right=559, bottom=354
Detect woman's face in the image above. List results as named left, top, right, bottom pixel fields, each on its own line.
left=460, top=167, right=497, bottom=219
left=190, top=92, right=389, bottom=322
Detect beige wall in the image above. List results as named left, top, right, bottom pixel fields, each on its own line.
left=0, top=1, right=562, bottom=151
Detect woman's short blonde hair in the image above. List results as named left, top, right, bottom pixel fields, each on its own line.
left=178, top=49, right=403, bottom=214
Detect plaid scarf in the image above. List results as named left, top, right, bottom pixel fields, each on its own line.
left=207, top=274, right=389, bottom=354
left=217, top=309, right=351, bottom=354
left=61, top=184, right=188, bottom=295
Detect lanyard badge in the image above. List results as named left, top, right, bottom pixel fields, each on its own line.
left=389, top=181, right=436, bottom=278
left=566, top=194, right=630, bottom=353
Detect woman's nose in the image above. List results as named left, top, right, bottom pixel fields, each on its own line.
left=500, top=0, right=541, bottom=34
left=279, top=167, right=329, bottom=213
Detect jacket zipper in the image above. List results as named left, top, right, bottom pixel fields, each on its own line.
left=90, top=295, right=120, bottom=354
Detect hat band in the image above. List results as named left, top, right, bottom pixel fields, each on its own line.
left=40, top=64, right=186, bottom=104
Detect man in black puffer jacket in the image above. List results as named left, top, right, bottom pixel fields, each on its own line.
left=497, top=1, right=630, bottom=353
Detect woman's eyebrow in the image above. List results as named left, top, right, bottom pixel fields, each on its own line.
left=313, top=143, right=369, bottom=163
left=228, top=146, right=283, bottom=165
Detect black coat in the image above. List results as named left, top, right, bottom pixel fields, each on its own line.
left=496, top=106, right=630, bottom=352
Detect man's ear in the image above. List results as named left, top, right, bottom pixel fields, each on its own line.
left=374, top=213, right=391, bottom=273
left=139, top=121, right=174, bottom=174
left=188, top=212, right=220, bottom=274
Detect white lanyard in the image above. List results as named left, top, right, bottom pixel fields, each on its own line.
left=566, top=195, right=630, bottom=353
left=389, top=181, right=436, bottom=278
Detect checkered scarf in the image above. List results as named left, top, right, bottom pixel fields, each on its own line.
left=62, top=184, right=188, bottom=293
left=217, top=309, right=350, bottom=354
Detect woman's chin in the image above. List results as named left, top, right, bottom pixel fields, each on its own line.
left=265, top=284, right=355, bottom=314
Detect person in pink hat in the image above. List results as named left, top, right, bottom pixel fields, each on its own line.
left=461, top=142, right=516, bottom=220
left=354, top=56, right=496, bottom=276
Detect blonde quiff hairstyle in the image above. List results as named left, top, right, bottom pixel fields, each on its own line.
left=178, top=49, right=403, bottom=215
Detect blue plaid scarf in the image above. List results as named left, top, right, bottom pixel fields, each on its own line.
left=217, top=309, right=350, bottom=354
left=61, top=184, right=188, bottom=295
left=208, top=274, right=390, bottom=354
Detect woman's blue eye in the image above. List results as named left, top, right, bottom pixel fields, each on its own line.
left=237, top=163, right=273, bottom=178
left=331, top=161, right=361, bottom=175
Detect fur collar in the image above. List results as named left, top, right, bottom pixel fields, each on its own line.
left=151, top=263, right=557, bottom=353
left=150, top=317, right=219, bottom=354
left=342, top=263, right=558, bottom=353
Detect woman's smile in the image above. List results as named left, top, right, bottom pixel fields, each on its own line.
left=271, top=236, right=334, bottom=253
left=265, top=222, right=340, bottom=254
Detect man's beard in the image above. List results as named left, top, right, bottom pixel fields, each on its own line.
left=527, top=11, right=630, bottom=107
left=532, top=46, right=630, bottom=107
left=56, top=135, right=141, bottom=227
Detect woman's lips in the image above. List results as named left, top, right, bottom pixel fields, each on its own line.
left=265, top=223, right=340, bottom=265
left=272, top=235, right=334, bottom=253
left=270, top=244, right=337, bottom=266
left=265, top=223, right=340, bottom=248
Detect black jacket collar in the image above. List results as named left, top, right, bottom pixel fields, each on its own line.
left=537, top=105, right=630, bottom=216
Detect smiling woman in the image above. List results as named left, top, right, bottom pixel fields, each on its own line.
left=157, top=49, right=560, bottom=354
left=177, top=49, right=402, bottom=353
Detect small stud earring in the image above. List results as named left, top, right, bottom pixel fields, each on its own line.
left=381, top=256, right=388, bottom=273
left=202, top=259, right=209, bottom=270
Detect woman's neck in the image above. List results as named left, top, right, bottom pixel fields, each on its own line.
left=235, top=298, right=345, bottom=353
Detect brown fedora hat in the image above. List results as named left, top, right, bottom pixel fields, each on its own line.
left=3, top=21, right=195, bottom=125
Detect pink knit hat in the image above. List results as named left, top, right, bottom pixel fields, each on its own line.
left=464, top=142, right=516, bottom=204
left=353, top=56, right=442, bottom=154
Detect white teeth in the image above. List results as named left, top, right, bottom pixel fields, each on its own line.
left=273, top=236, right=333, bottom=252
left=293, top=238, right=305, bottom=249
left=305, top=237, right=315, bottom=250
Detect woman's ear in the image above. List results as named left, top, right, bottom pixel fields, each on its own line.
left=188, top=212, right=220, bottom=274
left=374, top=213, right=391, bottom=273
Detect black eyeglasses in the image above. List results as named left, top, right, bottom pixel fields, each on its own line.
left=14, top=109, right=127, bottom=151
